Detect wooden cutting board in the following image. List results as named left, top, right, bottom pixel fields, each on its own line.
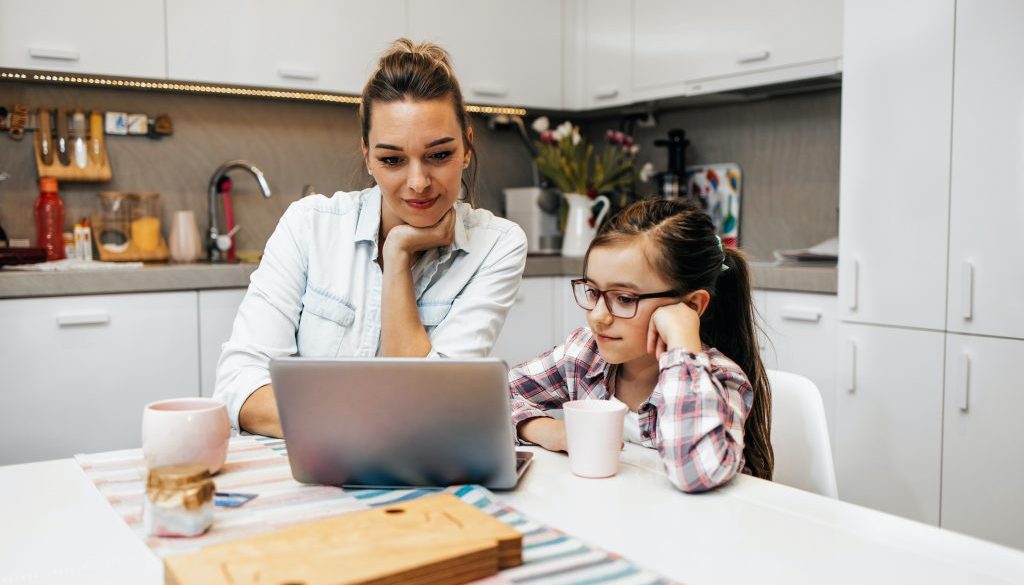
left=164, top=493, right=523, bottom=585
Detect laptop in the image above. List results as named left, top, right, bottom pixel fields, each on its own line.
left=270, top=357, right=533, bottom=490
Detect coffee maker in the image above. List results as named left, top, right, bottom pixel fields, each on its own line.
left=653, top=129, right=690, bottom=199
left=503, top=187, right=562, bottom=255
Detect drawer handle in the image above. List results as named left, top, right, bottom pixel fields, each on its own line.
left=960, top=261, right=974, bottom=321
left=593, top=86, right=620, bottom=100
left=277, top=67, right=319, bottom=81
left=737, top=50, right=771, bottom=64
left=844, top=339, right=857, bottom=393
left=470, top=84, right=509, bottom=98
left=29, top=47, right=80, bottom=62
left=56, top=312, right=110, bottom=327
left=780, top=306, right=822, bottom=323
left=958, top=353, right=970, bottom=412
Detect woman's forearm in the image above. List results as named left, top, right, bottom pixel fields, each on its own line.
left=238, top=385, right=284, bottom=438
left=380, top=249, right=432, bottom=357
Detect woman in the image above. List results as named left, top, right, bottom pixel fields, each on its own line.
left=214, top=39, right=528, bottom=437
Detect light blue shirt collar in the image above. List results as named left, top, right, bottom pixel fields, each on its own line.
left=353, top=186, right=472, bottom=257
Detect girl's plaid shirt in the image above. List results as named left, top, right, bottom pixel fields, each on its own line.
left=508, top=327, right=754, bottom=492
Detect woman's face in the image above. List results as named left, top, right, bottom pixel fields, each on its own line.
left=583, top=240, right=680, bottom=365
left=362, top=97, right=472, bottom=233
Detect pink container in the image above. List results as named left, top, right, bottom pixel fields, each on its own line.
left=141, top=398, right=231, bottom=474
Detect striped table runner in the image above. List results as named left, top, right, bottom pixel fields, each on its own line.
left=75, top=436, right=673, bottom=585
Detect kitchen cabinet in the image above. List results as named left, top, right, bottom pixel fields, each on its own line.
left=941, top=334, right=1024, bottom=550
left=632, top=0, right=842, bottom=101
left=945, top=0, right=1024, bottom=340
left=166, top=0, right=406, bottom=93
left=0, top=292, right=199, bottom=465
left=837, top=0, right=954, bottom=332
left=407, top=0, right=564, bottom=110
left=759, top=291, right=838, bottom=446
left=0, top=0, right=166, bottom=78
left=490, top=277, right=561, bottom=368
left=198, top=288, right=248, bottom=398
left=568, top=0, right=633, bottom=110
left=834, top=323, right=944, bottom=525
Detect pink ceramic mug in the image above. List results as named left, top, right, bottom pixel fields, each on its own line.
left=142, top=398, right=231, bottom=474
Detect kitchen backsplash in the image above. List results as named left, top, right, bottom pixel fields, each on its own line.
left=0, top=81, right=838, bottom=262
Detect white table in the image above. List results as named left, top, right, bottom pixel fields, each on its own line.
left=2, top=445, right=1023, bottom=584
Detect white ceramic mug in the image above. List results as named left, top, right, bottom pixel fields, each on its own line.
left=563, top=399, right=628, bottom=478
left=142, top=398, right=231, bottom=474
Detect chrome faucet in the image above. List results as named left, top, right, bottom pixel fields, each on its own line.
left=207, top=160, right=271, bottom=262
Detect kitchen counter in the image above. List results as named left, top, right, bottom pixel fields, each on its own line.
left=3, top=444, right=1023, bottom=584
left=0, top=257, right=836, bottom=299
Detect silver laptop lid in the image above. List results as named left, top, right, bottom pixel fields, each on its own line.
left=270, top=357, right=521, bottom=489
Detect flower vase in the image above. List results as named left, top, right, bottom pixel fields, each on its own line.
left=561, top=193, right=611, bottom=257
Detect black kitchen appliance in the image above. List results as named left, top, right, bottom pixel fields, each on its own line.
left=653, top=129, right=690, bottom=198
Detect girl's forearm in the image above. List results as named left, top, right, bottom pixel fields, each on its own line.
left=518, top=417, right=567, bottom=452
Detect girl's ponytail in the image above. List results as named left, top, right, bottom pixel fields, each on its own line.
left=701, top=247, right=773, bottom=480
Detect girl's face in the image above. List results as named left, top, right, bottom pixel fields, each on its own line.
left=362, top=97, right=472, bottom=234
left=583, top=240, right=681, bottom=365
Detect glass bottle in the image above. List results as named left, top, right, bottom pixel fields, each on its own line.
left=34, top=177, right=65, bottom=260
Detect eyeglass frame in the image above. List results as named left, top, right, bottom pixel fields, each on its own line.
left=570, top=278, right=681, bottom=319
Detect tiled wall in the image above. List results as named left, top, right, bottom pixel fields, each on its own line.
left=0, top=81, right=839, bottom=262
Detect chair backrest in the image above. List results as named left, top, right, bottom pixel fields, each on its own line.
left=767, top=369, right=838, bottom=498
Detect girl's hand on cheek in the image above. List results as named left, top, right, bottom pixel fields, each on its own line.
left=646, top=302, right=702, bottom=359
left=383, top=207, right=456, bottom=259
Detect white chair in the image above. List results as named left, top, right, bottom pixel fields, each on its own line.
left=767, top=369, right=838, bottom=498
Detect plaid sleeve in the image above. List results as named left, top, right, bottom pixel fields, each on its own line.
left=507, top=328, right=588, bottom=428
left=653, top=348, right=753, bottom=493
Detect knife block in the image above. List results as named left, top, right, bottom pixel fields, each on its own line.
left=33, top=124, right=113, bottom=183
left=163, top=493, right=523, bottom=585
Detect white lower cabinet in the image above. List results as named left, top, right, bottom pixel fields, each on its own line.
left=834, top=323, right=944, bottom=525
left=759, top=291, right=838, bottom=446
left=198, top=289, right=248, bottom=398
left=490, top=277, right=560, bottom=369
left=941, top=334, right=1024, bottom=550
left=0, top=292, right=199, bottom=465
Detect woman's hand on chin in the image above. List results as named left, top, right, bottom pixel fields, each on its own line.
left=383, top=207, right=456, bottom=260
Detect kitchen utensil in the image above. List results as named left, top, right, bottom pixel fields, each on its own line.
left=169, top=210, right=202, bottom=262
left=564, top=399, right=628, bottom=478
left=163, top=493, right=523, bottom=585
left=55, top=108, right=70, bottom=166
left=37, top=108, right=54, bottom=165
left=503, top=186, right=561, bottom=254
left=686, top=162, right=742, bottom=247
left=561, top=193, right=610, bottom=257
left=142, top=398, right=231, bottom=475
left=70, top=110, right=88, bottom=169
left=89, top=111, right=104, bottom=167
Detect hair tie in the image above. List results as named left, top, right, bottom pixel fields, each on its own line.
left=716, top=235, right=729, bottom=272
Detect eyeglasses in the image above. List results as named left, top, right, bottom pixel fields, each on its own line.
left=570, top=278, right=679, bottom=319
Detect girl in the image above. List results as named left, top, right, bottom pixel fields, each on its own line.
left=509, top=198, right=772, bottom=492
left=214, top=39, right=527, bottom=437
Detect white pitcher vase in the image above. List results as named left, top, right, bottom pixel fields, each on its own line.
left=561, top=193, right=611, bottom=258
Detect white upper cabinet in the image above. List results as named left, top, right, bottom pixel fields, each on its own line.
left=166, top=0, right=407, bottom=93
left=946, top=0, right=1024, bottom=340
left=632, top=0, right=842, bottom=100
left=408, top=0, right=564, bottom=110
left=837, top=0, right=953, bottom=331
left=0, top=0, right=166, bottom=78
left=570, top=0, right=633, bottom=110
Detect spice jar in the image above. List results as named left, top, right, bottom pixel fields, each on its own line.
left=96, top=192, right=131, bottom=253
left=143, top=464, right=215, bottom=537
left=129, top=192, right=161, bottom=252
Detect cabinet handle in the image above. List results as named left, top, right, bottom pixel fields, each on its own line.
left=737, top=50, right=771, bottom=64
left=844, top=339, right=857, bottom=393
left=56, top=312, right=110, bottom=327
left=780, top=306, right=822, bottom=323
left=958, top=353, right=970, bottom=412
left=277, top=68, right=319, bottom=81
left=592, top=86, right=619, bottom=100
left=29, top=47, right=80, bottom=62
left=843, top=259, right=859, bottom=311
left=470, top=85, right=509, bottom=98
left=960, top=261, right=974, bottom=321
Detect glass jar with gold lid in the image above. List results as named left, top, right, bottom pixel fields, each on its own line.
left=128, top=192, right=161, bottom=253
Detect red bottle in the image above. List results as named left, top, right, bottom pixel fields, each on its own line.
left=34, top=176, right=66, bottom=261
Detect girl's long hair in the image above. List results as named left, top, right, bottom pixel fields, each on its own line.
left=586, top=198, right=773, bottom=480
left=359, top=38, right=477, bottom=205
